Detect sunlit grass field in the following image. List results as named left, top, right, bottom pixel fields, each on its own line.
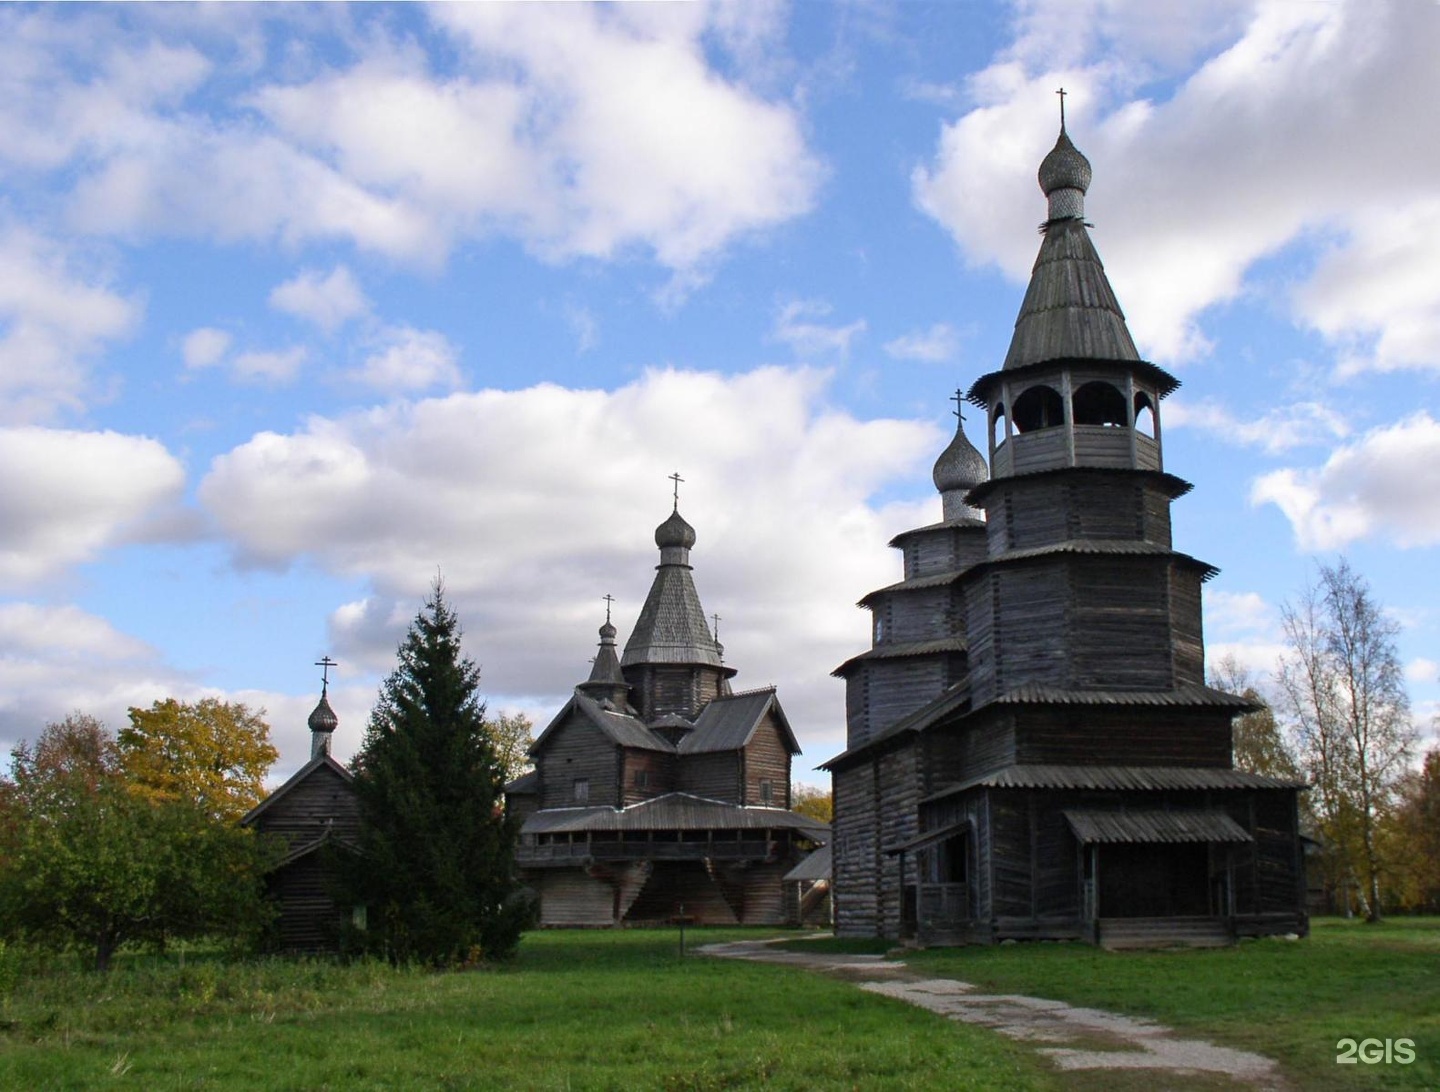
left=885, top=917, right=1440, bottom=1091
left=0, top=929, right=1048, bottom=1090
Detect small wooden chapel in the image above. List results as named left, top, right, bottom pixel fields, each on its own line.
left=823, top=114, right=1308, bottom=948
left=505, top=492, right=828, bottom=927
left=241, top=664, right=361, bottom=952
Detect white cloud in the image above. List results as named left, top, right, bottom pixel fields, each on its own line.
left=772, top=300, right=866, bottom=359
left=198, top=367, right=942, bottom=756
left=182, top=326, right=231, bottom=370
left=912, top=0, right=1440, bottom=370
left=1165, top=398, right=1348, bottom=454
left=269, top=265, right=370, bottom=333
left=0, top=227, right=140, bottom=422
left=1407, top=658, right=1439, bottom=685
left=349, top=326, right=461, bottom=394
left=0, top=427, right=186, bottom=585
left=7, top=6, right=819, bottom=277
left=1250, top=413, right=1440, bottom=550
left=232, top=345, right=308, bottom=385
left=883, top=323, right=960, bottom=364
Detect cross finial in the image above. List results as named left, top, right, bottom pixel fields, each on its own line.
left=1057, top=86, right=1067, bottom=130
left=315, top=655, right=337, bottom=693
left=950, top=388, right=966, bottom=424
left=711, top=613, right=721, bottom=642
left=668, top=470, right=684, bottom=510
left=602, top=593, right=615, bottom=626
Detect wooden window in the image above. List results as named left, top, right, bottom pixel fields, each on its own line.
left=573, top=778, right=589, bottom=804
left=759, top=779, right=773, bottom=805
left=633, top=769, right=649, bottom=788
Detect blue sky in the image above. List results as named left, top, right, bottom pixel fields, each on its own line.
left=2, top=1, right=1438, bottom=784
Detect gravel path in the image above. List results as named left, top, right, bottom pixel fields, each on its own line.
left=698, top=938, right=1285, bottom=1089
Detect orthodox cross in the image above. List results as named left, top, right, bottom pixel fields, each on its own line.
left=1057, top=86, right=1067, bottom=128
left=669, top=471, right=684, bottom=509
left=315, top=655, right=337, bottom=693
left=711, top=613, right=721, bottom=642
left=603, top=593, right=615, bottom=625
left=950, top=388, right=966, bottom=423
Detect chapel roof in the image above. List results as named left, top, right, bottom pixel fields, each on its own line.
left=622, top=505, right=728, bottom=671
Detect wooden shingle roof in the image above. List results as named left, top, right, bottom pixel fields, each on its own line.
left=926, top=763, right=1308, bottom=802
left=531, top=691, right=675, bottom=755
left=1063, top=807, right=1253, bottom=845
left=519, top=792, right=829, bottom=836
left=1002, top=217, right=1139, bottom=371
left=680, top=687, right=800, bottom=755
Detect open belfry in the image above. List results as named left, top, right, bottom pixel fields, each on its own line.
left=823, top=110, right=1308, bottom=947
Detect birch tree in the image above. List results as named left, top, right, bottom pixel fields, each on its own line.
left=1275, top=560, right=1415, bottom=921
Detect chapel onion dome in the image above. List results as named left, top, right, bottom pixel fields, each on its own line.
left=933, top=413, right=988, bottom=522
left=599, top=619, right=618, bottom=641
left=308, top=692, right=339, bottom=734
left=655, top=508, right=697, bottom=550
left=1038, top=125, right=1092, bottom=222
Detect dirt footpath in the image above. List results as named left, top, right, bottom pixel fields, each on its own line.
left=699, top=938, right=1284, bottom=1089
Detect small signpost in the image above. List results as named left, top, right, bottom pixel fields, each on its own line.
left=673, top=901, right=696, bottom=957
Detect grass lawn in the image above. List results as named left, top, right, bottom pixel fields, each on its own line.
left=879, top=916, right=1439, bottom=1091
left=0, top=929, right=1052, bottom=1090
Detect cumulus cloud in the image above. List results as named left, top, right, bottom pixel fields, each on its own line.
left=0, top=427, right=186, bottom=585
left=182, top=326, right=231, bottom=370
left=912, top=0, right=1440, bottom=371
left=6, top=6, right=820, bottom=278
left=198, top=367, right=941, bottom=756
left=349, top=326, right=462, bottom=394
left=1250, top=413, right=1440, bottom=550
left=269, top=265, right=370, bottom=333
left=772, top=300, right=867, bottom=360
left=0, top=227, right=140, bottom=422
left=1165, top=398, right=1349, bottom=454
left=884, top=323, right=960, bottom=364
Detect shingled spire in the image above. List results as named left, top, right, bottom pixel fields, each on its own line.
left=621, top=489, right=735, bottom=719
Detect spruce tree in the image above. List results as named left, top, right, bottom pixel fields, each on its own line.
left=348, top=581, right=526, bottom=964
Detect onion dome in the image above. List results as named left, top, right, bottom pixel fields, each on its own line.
left=308, top=692, right=339, bottom=733
left=933, top=410, right=988, bottom=522
left=308, top=689, right=338, bottom=759
left=655, top=508, right=697, bottom=550
left=1039, top=126, right=1091, bottom=221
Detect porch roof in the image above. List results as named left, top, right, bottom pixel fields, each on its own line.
left=1063, top=807, right=1252, bottom=845
left=884, top=820, right=971, bottom=857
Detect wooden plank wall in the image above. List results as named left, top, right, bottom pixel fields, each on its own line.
left=864, top=658, right=948, bottom=739
left=990, top=791, right=1032, bottom=919
left=964, top=573, right=1000, bottom=705
left=268, top=856, right=348, bottom=952
left=742, top=716, right=791, bottom=806
left=845, top=670, right=871, bottom=748
left=539, top=870, right=616, bottom=926
left=256, top=766, right=361, bottom=843
left=537, top=714, right=620, bottom=809
left=993, top=565, right=1069, bottom=689
left=621, top=748, right=675, bottom=806
left=1068, top=558, right=1172, bottom=689
left=1016, top=708, right=1232, bottom=767
left=832, top=764, right=879, bottom=937
left=926, top=714, right=1016, bottom=792
left=677, top=752, right=739, bottom=803
left=1168, top=568, right=1206, bottom=686
left=876, top=743, right=920, bottom=938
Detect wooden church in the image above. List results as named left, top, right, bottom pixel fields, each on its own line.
left=241, top=671, right=362, bottom=952
left=823, top=118, right=1308, bottom=948
left=505, top=498, right=828, bottom=926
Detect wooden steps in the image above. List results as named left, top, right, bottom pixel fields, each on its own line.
left=1098, top=917, right=1232, bottom=950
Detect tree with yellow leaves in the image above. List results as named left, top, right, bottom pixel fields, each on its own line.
left=119, top=698, right=278, bottom=822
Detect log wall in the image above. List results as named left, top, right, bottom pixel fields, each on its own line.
left=742, top=716, right=791, bottom=807
left=677, top=752, right=739, bottom=803
left=537, top=713, right=620, bottom=809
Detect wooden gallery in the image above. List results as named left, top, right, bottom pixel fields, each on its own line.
left=504, top=503, right=829, bottom=927
left=822, top=121, right=1309, bottom=948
